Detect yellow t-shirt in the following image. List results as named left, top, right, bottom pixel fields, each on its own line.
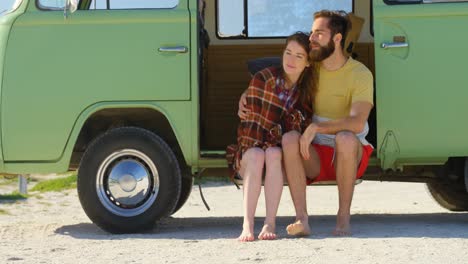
left=314, top=58, right=374, bottom=120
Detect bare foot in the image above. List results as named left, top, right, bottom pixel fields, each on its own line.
left=238, top=226, right=255, bottom=242
left=333, top=213, right=351, bottom=236
left=258, top=224, right=277, bottom=240
left=286, top=220, right=311, bottom=236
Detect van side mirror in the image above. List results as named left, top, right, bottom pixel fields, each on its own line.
left=64, top=0, right=78, bottom=19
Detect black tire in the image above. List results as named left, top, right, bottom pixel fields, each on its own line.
left=171, top=174, right=193, bottom=215
left=77, top=127, right=181, bottom=233
left=427, top=181, right=468, bottom=211
left=427, top=157, right=468, bottom=211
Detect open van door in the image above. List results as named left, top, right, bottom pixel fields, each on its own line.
left=373, top=0, right=468, bottom=170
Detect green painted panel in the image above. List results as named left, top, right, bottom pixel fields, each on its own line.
left=0, top=1, right=29, bottom=170
left=189, top=0, right=201, bottom=170
left=373, top=0, right=468, bottom=169
left=0, top=100, right=194, bottom=174
left=2, top=2, right=191, bottom=161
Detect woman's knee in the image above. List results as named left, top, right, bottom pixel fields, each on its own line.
left=242, top=148, right=265, bottom=167
left=265, top=147, right=282, bottom=164
left=265, top=147, right=284, bottom=181
left=282, top=131, right=300, bottom=149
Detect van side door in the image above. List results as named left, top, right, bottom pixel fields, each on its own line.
left=373, top=0, right=468, bottom=169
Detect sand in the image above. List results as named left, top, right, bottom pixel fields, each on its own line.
left=1, top=180, right=468, bottom=264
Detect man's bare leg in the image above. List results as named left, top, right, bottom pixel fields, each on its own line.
left=282, top=131, right=320, bottom=236
left=333, top=131, right=363, bottom=236
left=238, top=148, right=265, bottom=242
left=258, top=147, right=283, bottom=240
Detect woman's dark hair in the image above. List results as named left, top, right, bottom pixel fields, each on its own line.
left=284, top=31, right=318, bottom=113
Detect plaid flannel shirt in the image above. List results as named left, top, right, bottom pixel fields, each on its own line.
left=226, top=66, right=312, bottom=178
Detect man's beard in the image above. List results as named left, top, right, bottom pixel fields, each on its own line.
left=309, top=38, right=335, bottom=62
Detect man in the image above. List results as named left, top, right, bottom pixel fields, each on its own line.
left=238, top=10, right=374, bottom=236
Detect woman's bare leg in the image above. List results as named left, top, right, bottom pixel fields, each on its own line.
left=238, top=148, right=265, bottom=242
left=258, top=147, right=284, bottom=240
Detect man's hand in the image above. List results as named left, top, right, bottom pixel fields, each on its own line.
left=238, top=91, right=250, bottom=120
left=300, top=123, right=318, bottom=160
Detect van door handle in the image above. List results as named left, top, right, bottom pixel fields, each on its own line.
left=380, top=42, right=409, bottom=49
left=158, top=46, right=188, bottom=53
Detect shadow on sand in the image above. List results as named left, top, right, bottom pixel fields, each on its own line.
left=55, top=212, right=468, bottom=240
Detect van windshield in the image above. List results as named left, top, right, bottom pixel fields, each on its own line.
left=0, top=0, right=22, bottom=16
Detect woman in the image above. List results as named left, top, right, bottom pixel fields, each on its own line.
left=227, top=32, right=317, bottom=242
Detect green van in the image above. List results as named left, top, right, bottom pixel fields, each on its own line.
left=1, top=0, right=467, bottom=233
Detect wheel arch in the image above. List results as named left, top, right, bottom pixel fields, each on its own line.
left=64, top=103, right=190, bottom=172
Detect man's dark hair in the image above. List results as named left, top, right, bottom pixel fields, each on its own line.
left=313, top=10, right=351, bottom=48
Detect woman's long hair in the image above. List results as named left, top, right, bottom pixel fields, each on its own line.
left=283, top=32, right=318, bottom=114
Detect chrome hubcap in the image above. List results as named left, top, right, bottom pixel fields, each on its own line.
left=97, top=149, right=159, bottom=217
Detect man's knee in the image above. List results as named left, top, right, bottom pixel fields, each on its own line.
left=243, top=148, right=265, bottom=167
left=282, top=131, right=300, bottom=150
left=265, top=147, right=282, bottom=163
left=335, top=131, right=359, bottom=152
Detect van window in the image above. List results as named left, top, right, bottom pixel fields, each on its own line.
left=383, top=0, right=421, bottom=3
left=217, top=0, right=353, bottom=38
left=0, top=0, right=22, bottom=14
left=88, top=0, right=106, bottom=9
left=38, top=0, right=179, bottom=10
left=90, top=0, right=179, bottom=9
left=37, top=0, right=66, bottom=9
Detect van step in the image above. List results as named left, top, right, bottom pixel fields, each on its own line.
left=200, top=153, right=225, bottom=159
left=200, top=150, right=226, bottom=159
left=232, top=176, right=363, bottom=186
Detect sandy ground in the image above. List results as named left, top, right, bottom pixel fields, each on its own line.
left=1, top=179, right=468, bottom=264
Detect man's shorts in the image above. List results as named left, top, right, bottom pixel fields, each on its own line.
left=306, top=143, right=374, bottom=184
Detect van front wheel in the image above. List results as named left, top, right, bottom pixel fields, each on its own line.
left=77, top=127, right=181, bottom=233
